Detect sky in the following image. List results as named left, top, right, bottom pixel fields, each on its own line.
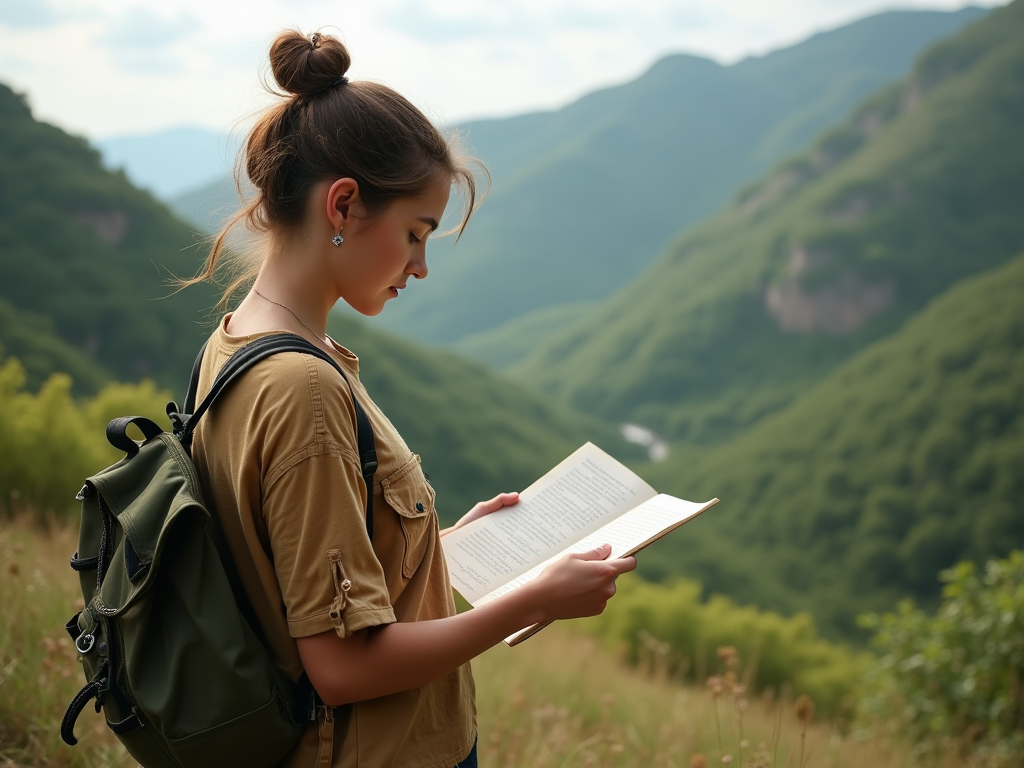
left=0, top=0, right=1003, bottom=142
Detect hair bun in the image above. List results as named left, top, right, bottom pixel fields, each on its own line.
left=269, top=29, right=351, bottom=97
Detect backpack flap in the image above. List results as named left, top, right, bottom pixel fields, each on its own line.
left=87, top=431, right=209, bottom=617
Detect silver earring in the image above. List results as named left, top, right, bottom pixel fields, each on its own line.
left=332, top=229, right=344, bottom=247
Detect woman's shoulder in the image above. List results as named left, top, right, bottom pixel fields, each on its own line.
left=248, top=351, right=359, bottom=417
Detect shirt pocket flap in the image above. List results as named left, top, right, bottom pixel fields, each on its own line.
left=381, top=455, right=435, bottom=519
left=381, top=455, right=436, bottom=578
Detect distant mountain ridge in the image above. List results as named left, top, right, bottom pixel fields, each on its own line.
left=370, top=7, right=988, bottom=346
left=95, top=127, right=241, bottom=200
left=516, top=0, right=1024, bottom=446
left=155, top=8, right=988, bottom=355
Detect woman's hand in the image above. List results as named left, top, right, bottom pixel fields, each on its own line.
left=439, top=491, right=519, bottom=537
left=523, top=544, right=637, bottom=623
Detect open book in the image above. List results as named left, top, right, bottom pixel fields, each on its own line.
left=440, top=442, right=718, bottom=646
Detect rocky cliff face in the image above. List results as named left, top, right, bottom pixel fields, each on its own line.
left=765, top=246, right=895, bottom=334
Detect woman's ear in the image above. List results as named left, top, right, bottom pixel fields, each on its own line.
left=326, top=178, right=361, bottom=230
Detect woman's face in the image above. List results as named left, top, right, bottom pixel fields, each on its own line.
left=334, top=179, right=451, bottom=316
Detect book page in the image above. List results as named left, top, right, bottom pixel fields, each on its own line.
left=441, top=443, right=656, bottom=604
left=501, top=494, right=718, bottom=645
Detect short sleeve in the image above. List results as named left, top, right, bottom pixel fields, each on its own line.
left=263, top=446, right=396, bottom=639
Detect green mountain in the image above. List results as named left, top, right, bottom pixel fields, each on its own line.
left=171, top=174, right=251, bottom=235
left=0, top=84, right=218, bottom=391
left=0, top=298, right=108, bottom=393
left=639, top=251, right=1024, bottom=639
left=369, top=7, right=987, bottom=346
left=95, top=127, right=239, bottom=200
left=452, top=301, right=596, bottom=371
left=516, top=1, right=1024, bottom=446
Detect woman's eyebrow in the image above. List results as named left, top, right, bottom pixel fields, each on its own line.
left=417, top=216, right=439, bottom=231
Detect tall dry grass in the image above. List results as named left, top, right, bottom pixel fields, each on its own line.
left=473, top=629, right=947, bottom=768
left=0, top=516, right=971, bottom=767
left=0, top=516, right=135, bottom=767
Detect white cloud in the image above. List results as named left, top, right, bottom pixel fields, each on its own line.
left=92, top=8, right=201, bottom=72
left=0, top=0, right=1006, bottom=140
left=96, top=7, right=200, bottom=48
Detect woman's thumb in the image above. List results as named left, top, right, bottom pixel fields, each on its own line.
left=572, top=543, right=611, bottom=561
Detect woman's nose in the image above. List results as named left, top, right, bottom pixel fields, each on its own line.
left=408, top=254, right=428, bottom=280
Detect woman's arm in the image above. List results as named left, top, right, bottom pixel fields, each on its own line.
left=297, top=544, right=635, bottom=706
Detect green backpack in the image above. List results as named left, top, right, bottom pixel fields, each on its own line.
left=61, top=333, right=378, bottom=768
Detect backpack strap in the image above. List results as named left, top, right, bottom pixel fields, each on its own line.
left=171, top=333, right=379, bottom=540
left=176, top=333, right=374, bottom=727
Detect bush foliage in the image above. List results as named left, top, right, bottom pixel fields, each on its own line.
left=0, top=356, right=170, bottom=515
left=859, top=552, right=1024, bottom=766
left=585, top=575, right=867, bottom=715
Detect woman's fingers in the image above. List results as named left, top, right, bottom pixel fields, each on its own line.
left=451, top=492, right=520, bottom=532
left=528, top=547, right=637, bottom=623
left=569, top=543, right=612, bottom=561
left=568, top=545, right=637, bottom=573
left=478, top=491, right=519, bottom=513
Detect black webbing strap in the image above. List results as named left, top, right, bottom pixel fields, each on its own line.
left=173, top=333, right=378, bottom=540
left=61, top=667, right=106, bottom=746
left=106, top=416, right=164, bottom=459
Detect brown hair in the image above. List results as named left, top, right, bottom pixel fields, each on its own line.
left=185, top=29, right=483, bottom=307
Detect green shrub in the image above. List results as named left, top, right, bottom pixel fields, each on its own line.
left=586, top=574, right=867, bottom=715
left=0, top=354, right=170, bottom=516
left=858, top=552, right=1024, bottom=765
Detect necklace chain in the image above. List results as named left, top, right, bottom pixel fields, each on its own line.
left=252, top=288, right=330, bottom=346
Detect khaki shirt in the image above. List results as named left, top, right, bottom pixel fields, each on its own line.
left=192, top=317, right=476, bottom=768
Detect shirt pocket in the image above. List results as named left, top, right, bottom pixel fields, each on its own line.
left=381, top=454, right=437, bottom=579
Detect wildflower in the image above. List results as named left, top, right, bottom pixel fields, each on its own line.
left=690, top=755, right=707, bottom=768
left=716, top=646, right=739, bottom=668
left=706, top=675, right=724, bottom=698
left=794, top=695, right=815, bottom=728
left=795, top=694, right=815, bottom=768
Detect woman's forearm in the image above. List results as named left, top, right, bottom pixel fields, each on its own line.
left=297, top=583, right=543, bottom=705
left=297, top=547, right=634, bottom=706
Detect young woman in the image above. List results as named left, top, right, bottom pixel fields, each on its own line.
left=187, top=30, right=635, bottom=768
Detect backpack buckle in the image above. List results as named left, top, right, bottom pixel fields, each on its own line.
left=75, top=633, right=96, bottom=654
left=168, top=412, right=190, bottom=437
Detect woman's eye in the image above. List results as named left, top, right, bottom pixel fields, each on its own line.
left=409, top=232, right=421, bottom=244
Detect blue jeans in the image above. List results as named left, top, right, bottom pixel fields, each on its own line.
left=453, top=737, right=478, bottom=768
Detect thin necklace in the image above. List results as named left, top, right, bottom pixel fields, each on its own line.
left=252, top=288, right=330, bottom=346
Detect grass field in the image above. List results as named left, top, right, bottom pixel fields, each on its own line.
left=0, top=517, right=975, bottom=768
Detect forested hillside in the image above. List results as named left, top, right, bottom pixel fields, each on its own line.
left=371, top=7, right=986, bottom=347
left=517, top=1, right=1024, bottom=446
left=0, top=84, right=217, bottom=391
left=639, top=252, right=1024, bottom=638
